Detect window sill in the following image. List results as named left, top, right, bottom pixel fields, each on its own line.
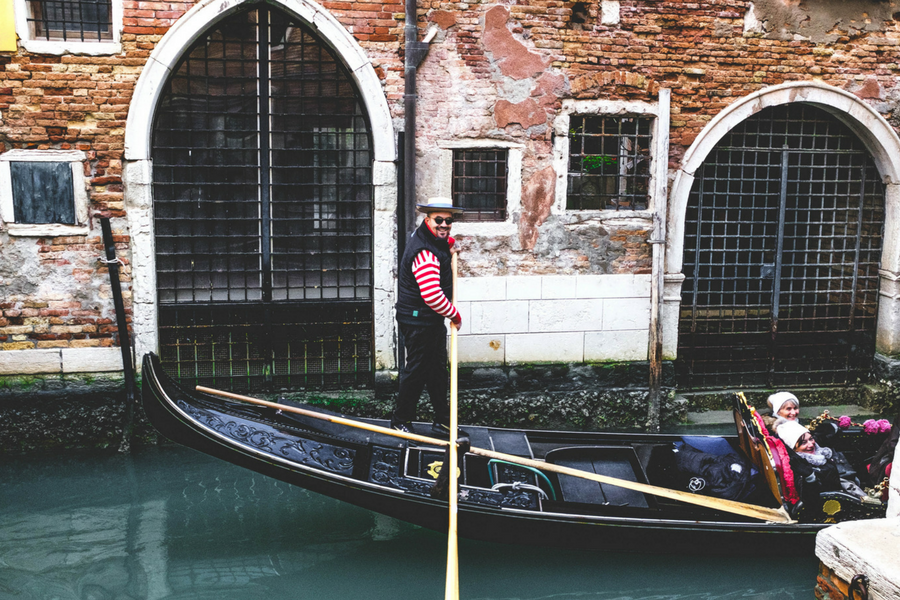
left=5, top=223, right=90, bottom=237
left=562, top=208, right=654, bottom=219
left=19, top=38, right=121, bottom=56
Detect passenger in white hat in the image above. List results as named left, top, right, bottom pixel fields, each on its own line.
left=775, top=419, right=868, bottom=500
left=768, top=391, right=800, bottom=421
left=762, top=391, right=800, bottom=431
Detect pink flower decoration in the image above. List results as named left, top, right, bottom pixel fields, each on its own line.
left=877, top=419, right=891, bottom=433
left=838, top=416, right=852, bottom=429
left=863, top=419, right=879, bottom=434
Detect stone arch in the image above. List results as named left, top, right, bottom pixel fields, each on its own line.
left=123, top=0, right=397, bottom=369
left=666, top=81, right=900, bottom=357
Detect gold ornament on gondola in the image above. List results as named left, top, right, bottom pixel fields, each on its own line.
left=427, top=461, right=460, bottom=479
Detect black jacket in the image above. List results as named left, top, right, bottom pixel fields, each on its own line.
left=786, top=447, right=842, bottom=503
left=396, top=221, right=453, bottom=326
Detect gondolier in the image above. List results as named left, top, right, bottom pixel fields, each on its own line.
left=391, top=197, right=464, bottom=434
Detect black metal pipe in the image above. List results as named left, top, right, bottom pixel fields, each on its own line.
left=401, top=0, right=432, bottom=371
left=404, top=0, right=418, bottom=239
left=100, top=217, right=137, bottom=452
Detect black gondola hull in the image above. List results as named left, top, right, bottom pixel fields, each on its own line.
left=141, top=353, right=871, bottom=554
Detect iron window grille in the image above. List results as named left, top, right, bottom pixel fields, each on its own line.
left=452, top=149, right=508, bottom=221
left=151, top=6, right=374, bottom=392
left=26, top=0, right=112, bottom=42
left=567, top=115, right=652, bottom=210
left=677, top=103, right=884, bottom=390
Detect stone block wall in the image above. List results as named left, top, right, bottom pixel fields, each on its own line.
left=456, top=274, right=650, bottom=365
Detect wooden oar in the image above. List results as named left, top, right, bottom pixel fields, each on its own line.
left=445, top=252, right=460, bottom=600
left=194, top=385, right=794, bottom=524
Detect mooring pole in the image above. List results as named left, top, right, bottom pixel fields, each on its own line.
left=646, top=89, right=671, bottom=433
left=100, top=217, right=136, bottom=452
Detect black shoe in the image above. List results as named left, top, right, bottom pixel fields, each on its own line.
left=391, top=422, right=412, bottom=434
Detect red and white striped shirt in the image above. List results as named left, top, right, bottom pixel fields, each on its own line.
left=411, top=250, right=460, bottom=322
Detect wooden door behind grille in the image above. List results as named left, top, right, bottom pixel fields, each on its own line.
left=677, top=104, right=884, bottom=390
left=151, top=6, right=374, bottom=392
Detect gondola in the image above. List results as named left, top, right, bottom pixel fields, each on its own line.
left=141, top=352, right=887, bottom=554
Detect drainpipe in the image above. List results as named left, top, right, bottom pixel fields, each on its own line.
left=647, top=88, right=671, bottom=433
left=398, top=2, right=435, bottom=366
left=402, top=1, right=436, bottom=239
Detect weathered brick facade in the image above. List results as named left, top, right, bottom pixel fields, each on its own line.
left=2, top=0, right=900, bottom=385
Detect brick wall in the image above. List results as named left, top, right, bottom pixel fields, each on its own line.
left=3, top=0, right=900, bottom=367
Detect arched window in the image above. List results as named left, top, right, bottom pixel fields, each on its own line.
left=151, top=5, right=373, bottom=392
left=678, top=103, right=884, bottom=389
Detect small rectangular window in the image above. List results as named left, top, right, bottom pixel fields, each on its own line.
left=452, top=149, right=508, bottom=222
left=567, top=115, right=652, bottom=210
left=10, top=161, right=76, bottom=224
left=27, top=0, right=112, bottom=42
left=0, top=149, right=88, bottom=236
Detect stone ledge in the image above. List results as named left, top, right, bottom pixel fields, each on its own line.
left=0, top=348, right=125, bottom=375
left=815, top=519, right=900, bottom=600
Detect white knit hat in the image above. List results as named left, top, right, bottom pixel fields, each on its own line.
left=767, top=391, right=799, bottom=416
left=777, top=419, right=810, bottom=450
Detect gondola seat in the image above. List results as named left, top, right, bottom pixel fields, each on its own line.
left=545, top=446, right=654, bottom=508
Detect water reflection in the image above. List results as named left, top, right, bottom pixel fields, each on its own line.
left=0, top=447, right=817, bottom=599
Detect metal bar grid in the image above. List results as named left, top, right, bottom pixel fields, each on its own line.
left=269, top=24, right=373, bottom=301
left=452, top=149, right=508, bottom=221
left=154, top=12, right=263, bottom=304
left=152, top=7, right=374, bottom=391
left=678, top=103, right=884, bottom=390
left=158, top=303, right=373, bottom=392
left=567, top=115, right=652, bottom=210
left=27, top=0, right=111, bottom=41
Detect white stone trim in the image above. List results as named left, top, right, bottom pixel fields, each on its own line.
left=456, top=274, right=651, bottom=365
left=816, top=519, right=900, bottom=598
left=124, top=0, right=394, bottom=163
left=506, top=332, right=585, bottom=364
left=667, top=81, right=900, bottom=357
left=0, top=149, right=90, bottom=237
left=0, top=347, right=124, bottom=375
left=552, top=98, right=668, bottom=218
left=14, top=0, right=123, bottom=55
left=123, top=0, right=398, bottom=370
left=435, top=140, right=524, bottom=237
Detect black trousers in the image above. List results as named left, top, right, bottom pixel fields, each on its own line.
left=393, top=321, right=450, bottom=425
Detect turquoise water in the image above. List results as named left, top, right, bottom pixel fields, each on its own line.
left=0, top=446, right=817, bottom=599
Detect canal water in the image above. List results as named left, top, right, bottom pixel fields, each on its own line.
left=0, top=446, right=818, bottom=600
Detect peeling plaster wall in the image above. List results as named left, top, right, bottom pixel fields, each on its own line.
left=0, top=226, right=129, bottom=361
left=416, top=6, right=653, bottom=275
left=5, top=0, right=900, bottom=384
left=746, top=0, right=900, bottom=42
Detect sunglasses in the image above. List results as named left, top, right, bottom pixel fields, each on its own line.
left=431, top=216, right=454, bottom=225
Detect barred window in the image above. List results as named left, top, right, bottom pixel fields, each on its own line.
left=567, top=115, right=652, bottom=210
left=452, top=149, right=508, bottom=222
left=27, top=0, right=112, bottom=42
